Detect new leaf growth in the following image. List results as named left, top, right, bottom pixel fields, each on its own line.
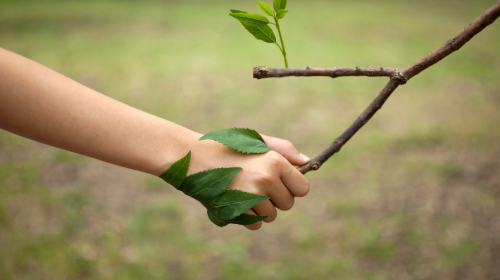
left=230, top=0, right=289, bottom=68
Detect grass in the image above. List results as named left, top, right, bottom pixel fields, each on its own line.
left=1, top=0, right=500, bottom=279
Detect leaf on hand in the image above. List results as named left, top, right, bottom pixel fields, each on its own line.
left=208, top=211, right=268, bottom=228
left=207, top=211, right=230, bottom=227
left=210, top=190, right=269, bottom=221
left=241, top=23, right=277, bottom=43
left=159, top=151, right=191, bottom=189
left=230, top=9, right=248, bottom=14
left=273, top=0, right=287, bottom=12
left=229, top=13, right=270, bottom=27
left=180, top=167, right=242, bottom=205
left=160, top=127, right=273, bottom=228
left=200, top=128, right=271, bottom=154
left=230, top=213, right=268, bottom=225
left=276, top=9, right=288, bottom=19
left=257, top=1, right=274, bottom=17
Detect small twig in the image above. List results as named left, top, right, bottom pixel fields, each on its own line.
left=253, top=1, right=500, bottom=174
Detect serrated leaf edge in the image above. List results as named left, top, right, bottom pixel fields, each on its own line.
left=213, top=189, right=269, bottom=208
left=199, top=127, right=271, bottom=154
left=187, top=168, right=242, bottom=197
left=210, top=190, right=269, bottom=221
left=230, top=214, right=268, bottom=225
left=205, top=136, right=270, bottom=153
left=207, top=211, right=230, bottom=227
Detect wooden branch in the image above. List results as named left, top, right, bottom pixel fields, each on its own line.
left=297, top=79, right=400, bottom=174
left=253, top=66, right=401, bottom=80
left=253, top=1, right=500, bottom=174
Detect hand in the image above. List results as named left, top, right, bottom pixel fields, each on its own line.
left=188, top=133, right=310, bottom=230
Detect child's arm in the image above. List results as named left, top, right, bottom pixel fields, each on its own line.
left=0, top=48, right=310, bottom=230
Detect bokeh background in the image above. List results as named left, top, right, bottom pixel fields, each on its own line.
left=1, top=0, right=500, bottom=279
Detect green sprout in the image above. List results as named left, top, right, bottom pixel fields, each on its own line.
left=230, top=0, right=289, bottom=68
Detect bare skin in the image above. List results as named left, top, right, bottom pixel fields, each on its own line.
left=0, top=48, right=310, bottom=230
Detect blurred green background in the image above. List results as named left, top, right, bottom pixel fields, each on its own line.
left=1, top=0, right=500, bottom=279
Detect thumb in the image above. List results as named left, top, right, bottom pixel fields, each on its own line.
left=261, top=135, right=311, bottom=166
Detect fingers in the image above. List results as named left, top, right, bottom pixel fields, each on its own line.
left=252, top=200, right=277, bottom=223
left=243, top=201, right=278, bottom=231
left=252, top=153, right=296, bottom=211
left=261, top=135, right=310, bottom=166
left=234, top=147, right=310, bottom=231
left=280, top=161, right=310, bottom=197
left=243, top=209, right=262, bottom=231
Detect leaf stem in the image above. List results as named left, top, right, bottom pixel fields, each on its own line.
left=274, top=18, right=288, bottom=68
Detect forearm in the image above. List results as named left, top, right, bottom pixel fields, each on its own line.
left=0, top=48, right=197, bottom=176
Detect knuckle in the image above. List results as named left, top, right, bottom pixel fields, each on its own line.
left=266, top=151, right=284, bottom=166
left=254, top=172, right=274, bottom=186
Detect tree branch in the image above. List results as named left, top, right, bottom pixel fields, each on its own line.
left=402, top=1, right=500, bottom=80
left=253, top=66, right=402, bottom=80
left=253, top=1, right=500, bottom=174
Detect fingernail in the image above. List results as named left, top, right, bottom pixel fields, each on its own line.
left=299, top=153, right=310, bottom=162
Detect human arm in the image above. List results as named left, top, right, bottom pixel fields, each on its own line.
left=0, top=48, right=310, bottom=230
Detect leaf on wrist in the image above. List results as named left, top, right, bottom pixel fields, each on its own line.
left=276, top=9, right=288, bottom=19
left=159, top=151, right=191, bottom=189
left=257, top=1, right=274, bottom=17
left=209, top=190, right=269, bottom=221
left=229, top=13, right=270, bottom=27
left=200, top=128, right=271, bottom=154
left=180, top=167, right=242, bottom=206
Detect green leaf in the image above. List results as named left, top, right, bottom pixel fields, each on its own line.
left=276, top=9, right=288, bottom=19
left=210, top=190, right=269, bottom=220
left=207, top=211, right=230, bottom=227
left=230, top=214, right=268, bottom=225
left=199, top=128, right=271, bottom=154
left=273, top=0, right=287, bottom=12
left=230, top=9, right=248, bottom=14
left=181, top=167, right=242, bottom=205
left=241, top=23, right=277, bottom=43
left=159, top=151, right=191, bottom=189
left=208, top=212, right=268, bottom=228
left=257, top=1, right=273, bottom=17
left=229, top=13, right=270, bottom=27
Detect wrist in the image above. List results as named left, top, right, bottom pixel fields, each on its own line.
left=147, top=123, right=202, bottom=176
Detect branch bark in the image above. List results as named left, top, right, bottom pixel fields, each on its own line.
left=253, top=1, right=500, bottom=174
left=253, top=66, right=402, bottom=80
